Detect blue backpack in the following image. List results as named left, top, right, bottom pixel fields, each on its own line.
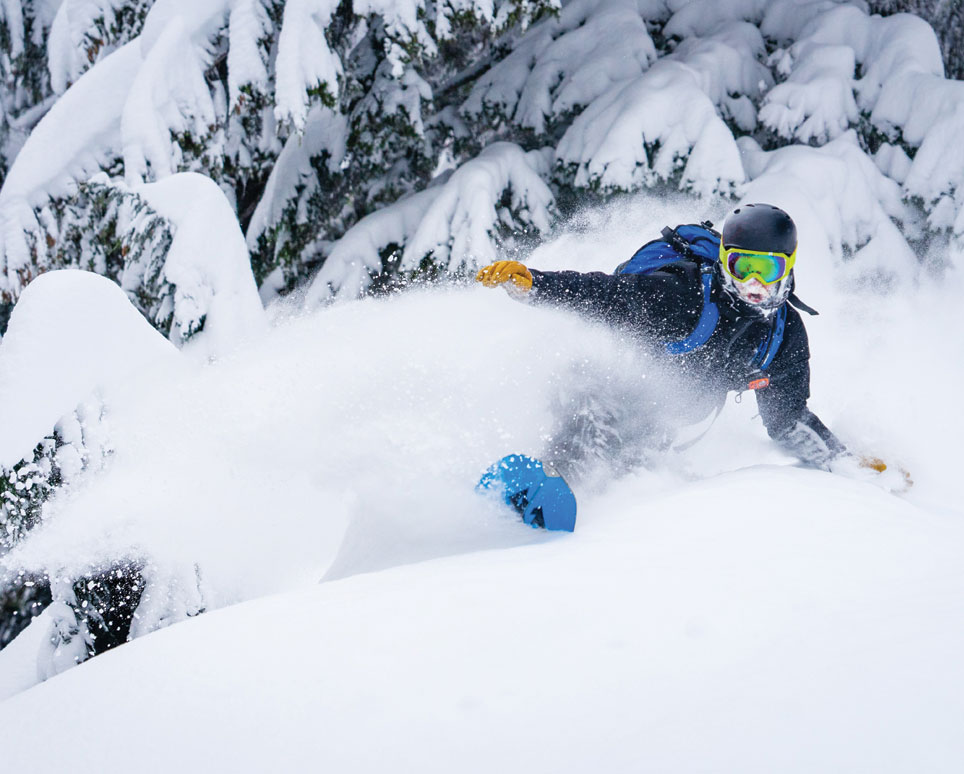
left=615, top=222, right=786, bottom=372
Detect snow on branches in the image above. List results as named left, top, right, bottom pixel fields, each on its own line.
left=554, top=18, right=770, bottom=196
left=305, top=141, right=554, bottom=303
left=463, top=0, right=659, bottom=135
left=133, top=172, right=267, bottom=352
left=740, top=131, right=918, bottom=287
left=3, top=0, right=964, bottom=317
left=758, top=4, right=964, bottom=238
left=274, top=0, right=343, bottom=132
left=555, top=58, right=744, bottom=195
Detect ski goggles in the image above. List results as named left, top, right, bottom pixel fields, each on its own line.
left=719, top=246, right=796, bottom=285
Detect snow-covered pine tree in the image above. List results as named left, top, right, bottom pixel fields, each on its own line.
left=4, top=0, right=963, bottom=317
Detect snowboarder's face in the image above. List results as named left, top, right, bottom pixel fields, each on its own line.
left=738, top=277, right=773, bottom=306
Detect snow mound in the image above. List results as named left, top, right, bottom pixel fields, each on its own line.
left=0, top=270, right=178, bottom=469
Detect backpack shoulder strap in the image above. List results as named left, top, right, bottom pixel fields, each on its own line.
left=752, top=304, right=787, bottom=370
left=665, top=263, right=720, bottom=355
left=658, top=222, right=722, bottom=355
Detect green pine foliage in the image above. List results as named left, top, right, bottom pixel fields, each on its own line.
left=0, top=571, right=50, bottom=649
left=0, top=1, right=52, bottom=186
left=0, top=0, right=153, bottom=181
left=250, top=4, right=559, bottom=295
left=0, top=439, right=57, bottom=551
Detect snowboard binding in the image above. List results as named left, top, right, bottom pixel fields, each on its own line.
left=477, top=454, right=577, bottom=532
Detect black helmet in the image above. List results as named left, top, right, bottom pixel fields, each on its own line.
left=721, top=204, right=797, bottom=254
left=718, top=204, right=797, bottom=313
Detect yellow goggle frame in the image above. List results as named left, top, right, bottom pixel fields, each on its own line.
left=719, top=244, right=797, bottom=286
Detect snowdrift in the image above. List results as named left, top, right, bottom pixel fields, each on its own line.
left=2, top=466, right=964, bottom=773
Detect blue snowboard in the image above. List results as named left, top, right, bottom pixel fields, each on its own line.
left=477, top=454, right=577, bottom=532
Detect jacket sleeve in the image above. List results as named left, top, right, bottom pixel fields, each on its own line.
left=528, top=268, right=701, bottom=341
left=755, top=308, right=849, bottom=469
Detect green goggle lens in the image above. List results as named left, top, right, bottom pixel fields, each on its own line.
left=723, top=250, right=794, bottom=285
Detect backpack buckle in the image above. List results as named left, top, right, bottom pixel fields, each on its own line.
left=747, top=370, right=770, bottom=390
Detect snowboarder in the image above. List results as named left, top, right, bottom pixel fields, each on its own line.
left=476, top=203, right=908, bottom=488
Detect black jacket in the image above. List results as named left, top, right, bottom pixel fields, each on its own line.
left=529, top=260, right=848, bottom=468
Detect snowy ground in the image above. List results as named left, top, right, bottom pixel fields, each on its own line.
left=1, top=194, right=963, bottom=771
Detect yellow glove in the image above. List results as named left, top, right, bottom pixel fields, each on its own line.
left=475, top=260, right=533, bottom=292
left=859, top=456, right=888, bottom=473
left=859, top=456, right=913, bottom=489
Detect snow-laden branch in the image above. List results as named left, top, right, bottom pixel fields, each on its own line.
left=554, top=18, right=771, bottom=195
left=362, top=62, right=433, bottom=138
left=132, top=173, right=268, bottom=354
left=304, top=188, right=443, bottom=305
left=246, top=106, right=349, bottom=252
left=401, top=142, right=554, bottom=270
left=556, top=59, right=745, bottom=196
left=463, top=0, right=659, bottom=134
left=763, top=4, right=964, bottom=237
left=0, top=41, right=142, bottom=297
left=759, top=42, right=858, bottom=144
left=0, top=0, right=236, bottom=298
left=121, top=16, right=218, bottom=183
left=47, top=0, right=119, bottom=95
left=740, top=131, right=918, bottom=287
left=227, top=0, right=273, bottom=109
left=274, top=0, right=344, bottom=133
left=900, top=97, right=964, bottom=235
left=668, top=23, right=772, bottom=130
left=304, top=142, right=554, bottom=304
left=662, top=0, right=768, bottom=39
left=764, top=5, right=943, bottom=141
left=0, top=0, right=24, bottom=58
left=360, top=0, right=438, bottom=67
left=274, top=0, right=550, bottom=134
left=757, top=0, right=856, bottom=45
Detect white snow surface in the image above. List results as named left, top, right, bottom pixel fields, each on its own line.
left=5, top=469, right=964, bottom=773
left=1, top=193, right=963, bottom=770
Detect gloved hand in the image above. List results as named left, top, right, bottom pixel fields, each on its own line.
left=860, top=455, right=913, bottom=490
left=831, top=454, right=913, bottom=493
left=858, top=456, right=888, bottom=473
left=475, top=261, right=533, bottom=293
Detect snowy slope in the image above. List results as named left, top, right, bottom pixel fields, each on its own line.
left=1, top=469, right=964, bottom=773
left=0, top=191, right=963, bottom=770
